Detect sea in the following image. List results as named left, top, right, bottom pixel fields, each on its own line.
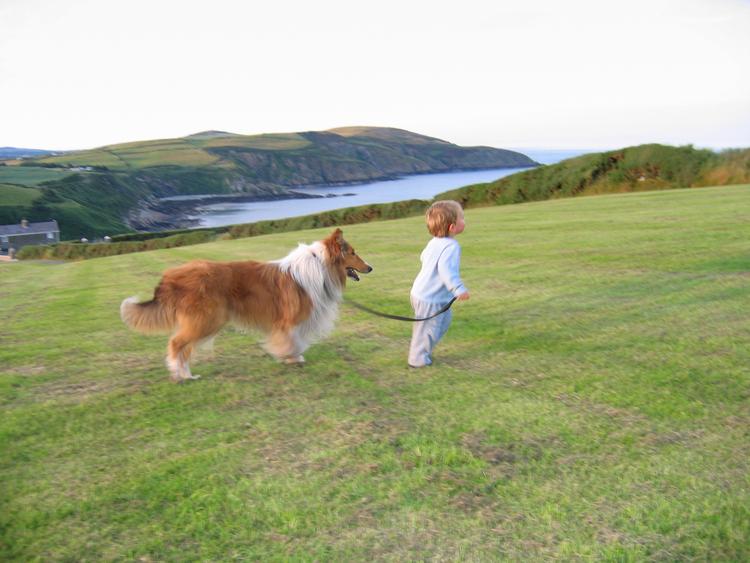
left=177, top=148, right=589, bottom=228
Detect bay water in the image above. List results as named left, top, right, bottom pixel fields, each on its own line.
left=184, top=149, right=589, bottom=228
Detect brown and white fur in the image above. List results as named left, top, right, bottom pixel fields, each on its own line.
left=120, top=229, right=372, bottom=382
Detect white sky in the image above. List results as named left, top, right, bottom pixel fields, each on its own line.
left=1, top=0, right=749, bottom=151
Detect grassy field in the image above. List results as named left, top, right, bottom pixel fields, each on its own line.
left=0, top=184, right=40, bottom=207
left=36, top=144, right=220, bottom=169
left=201, top=133, right=312, bottom=151
left=7, top=137, right=742, bottom=243
left=1, top=185, right=748, bottom=560
left=33, top=132, right=313, bottom=170
left=0, top=166, right=74, bottom=187
left=36, top=149, right=127, bottom=169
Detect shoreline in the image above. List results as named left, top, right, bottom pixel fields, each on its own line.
left=128, top=164, right=539, bottom=232
left=128, top=190, right=357, bottom=232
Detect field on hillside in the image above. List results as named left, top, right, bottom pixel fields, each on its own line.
left=0, top=184, right=40, bottom=207
left=1, top=186, right=749, bottom=560
left=0, top=166, right=74, bottom=186
left=34, top=132, right=313, bottom=169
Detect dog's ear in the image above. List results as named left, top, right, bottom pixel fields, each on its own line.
left=325, top=228, right=344, bottom=256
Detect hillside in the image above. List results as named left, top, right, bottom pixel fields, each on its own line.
left=439, top=144, right=750, bottom=208
left=16, top=143, right=750, bottom=262
left=2, top=187, right=748, bottom=559
left=0, top=127, right=536, bottom=239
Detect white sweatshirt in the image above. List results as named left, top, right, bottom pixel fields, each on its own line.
left=410, top=237, right=468, bottom=304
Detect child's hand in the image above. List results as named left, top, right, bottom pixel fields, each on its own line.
left=457, top=292, right=470, bottom=301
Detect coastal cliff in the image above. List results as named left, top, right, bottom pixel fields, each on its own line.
left=3, top=127, right=537, bottom=238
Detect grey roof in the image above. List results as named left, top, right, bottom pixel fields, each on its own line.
left=0, top=220, right=59, bottom=236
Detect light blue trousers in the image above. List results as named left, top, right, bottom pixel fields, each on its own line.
left=408, top=297, right=453, bottom=367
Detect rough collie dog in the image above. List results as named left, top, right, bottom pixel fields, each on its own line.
left=120, top=228, right=372, bottom=382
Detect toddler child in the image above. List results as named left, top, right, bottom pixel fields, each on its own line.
left=408, top=200, right=470, bottom=367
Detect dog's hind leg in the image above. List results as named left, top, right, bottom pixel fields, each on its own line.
left=167, top=334, right=199, bottom=382
left=166, top=315, right=223, bottom=382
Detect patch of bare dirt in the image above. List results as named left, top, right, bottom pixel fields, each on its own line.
left=34, top=375, right=153, bottom=403
left=641, top=429, right=706, bottom=447
left=461, top=432, right=520, bottom=465
left=3, top=364, right=47, bottom=377
left=460, top=431, right=558, bottom=467
left=555, top=393, right=649, bottom=426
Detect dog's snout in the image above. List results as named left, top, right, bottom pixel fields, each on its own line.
left=365, top=264, right=373, bottom=273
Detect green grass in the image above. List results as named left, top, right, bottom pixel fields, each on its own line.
left=33, top=133, right=313, bottom=170
left=111, top=146, right=220, bottom=168
left=36, top=145, right=219, bottom=169
left=14, top=140, right=745, bottom=244
left=0, top=166, right=74, bottom=187
left=201, top=133, right=312, bottom=151
left=37, top=149, right=128, bottom=169
left=1, top=186, right=749, bottom=560
left=0, top=184, right=41, bottom=207
left=440, top=145, right=750, bottom=208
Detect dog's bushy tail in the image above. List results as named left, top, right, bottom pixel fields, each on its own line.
left=120, top=296, right=174, bottom=333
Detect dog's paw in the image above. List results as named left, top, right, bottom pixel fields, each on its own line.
left=283, top=355, right=305, bottom=365
left=171, top=374, right=202, bottom=383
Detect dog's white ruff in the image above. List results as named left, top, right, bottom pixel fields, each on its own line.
left=274, top=241, right=342, bottom=350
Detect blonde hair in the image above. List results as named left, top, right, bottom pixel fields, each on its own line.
left=425, top=200, right=463, bottom=237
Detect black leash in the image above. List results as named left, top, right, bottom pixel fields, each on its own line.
left=345, top=296, right=457, bottom=322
